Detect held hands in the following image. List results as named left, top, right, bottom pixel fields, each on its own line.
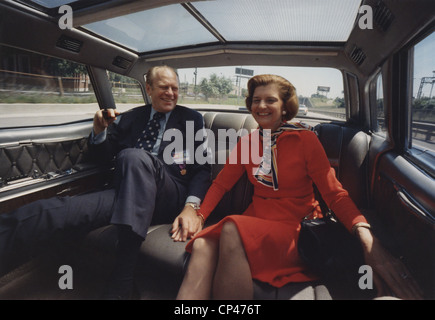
left=171, top=205, right=204, bottom=242
left=356, top=227, right=424, bottom=300
left=93, top=108, right=120, bottom=135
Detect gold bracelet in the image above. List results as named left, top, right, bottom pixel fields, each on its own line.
left=196, top=211, right=205, bottom=225
left=352, top=222, right=371, bottom=234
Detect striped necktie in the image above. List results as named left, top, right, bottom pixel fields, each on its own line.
left=135, top=111, right=165, bottom=151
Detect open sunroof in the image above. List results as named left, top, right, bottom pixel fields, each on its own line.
left=13, top=0, right=363, bottom=54
left=82, top=0, right=363, bottom=53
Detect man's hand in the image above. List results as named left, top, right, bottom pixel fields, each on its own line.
left=93, top=108, right=120, bottom=135
left=171, top=205, right=203, bottom=242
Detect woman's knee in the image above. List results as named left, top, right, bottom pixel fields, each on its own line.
left=220, top=221, right=243, bottom=252
left=192, top=237, right=218, bottom=256
left=220, top=221, right=239, bottom=239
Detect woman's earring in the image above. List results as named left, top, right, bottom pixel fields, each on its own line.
left=282, top=111, right=287, bottom=115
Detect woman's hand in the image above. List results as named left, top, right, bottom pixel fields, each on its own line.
left=171, top=205, right=203, bottom=242
left=356, top=227, right=424, bottom=300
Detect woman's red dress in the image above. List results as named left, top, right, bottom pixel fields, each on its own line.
left=186, top=129, right=367, bottom=287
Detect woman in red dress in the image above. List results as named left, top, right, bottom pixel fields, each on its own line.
left=173, top=74, right=422, bottom=300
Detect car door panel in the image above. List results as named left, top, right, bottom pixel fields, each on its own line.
left=373, top=151, right=435, bottom=298
left=0, top=121, right=112, bottom=214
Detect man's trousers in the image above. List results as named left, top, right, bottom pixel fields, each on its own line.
left=0, top=148, right=187, bottom=275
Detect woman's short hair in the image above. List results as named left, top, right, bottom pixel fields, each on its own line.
left=245, top=74, right=299, bottom=121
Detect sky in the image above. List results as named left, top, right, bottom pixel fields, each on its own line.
left=413, top=32, right=435, bottom=99
left=177, top=65, right=344, bottom=99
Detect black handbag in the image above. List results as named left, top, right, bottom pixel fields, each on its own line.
left=297, top=211, right=365, bottom=287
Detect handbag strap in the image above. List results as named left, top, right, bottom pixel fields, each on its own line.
left=303, top=183, right=332, bottom=221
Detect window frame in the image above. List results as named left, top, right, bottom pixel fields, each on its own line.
left=400, top=24, right=435, bottom=178
left=369, top=69, right=389, bottom=137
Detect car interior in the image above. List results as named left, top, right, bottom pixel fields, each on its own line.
left=0, top=0, right=434, bottom=300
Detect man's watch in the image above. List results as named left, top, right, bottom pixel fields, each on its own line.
left=185, top=202, right=200, bottom=210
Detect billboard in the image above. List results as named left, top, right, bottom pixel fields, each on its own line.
left=317, top=86, right=330, bottom=92
left=235, top=68, right=254, bottom=77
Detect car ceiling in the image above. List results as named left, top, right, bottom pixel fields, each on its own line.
left=1, top=0, right=434, bottom=79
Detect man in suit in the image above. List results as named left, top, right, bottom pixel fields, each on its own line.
left=0, top=65, right=211, bottom=299
left=91, top=65, right=211, bottom=298
left=90, top=65, right=210, bottom=240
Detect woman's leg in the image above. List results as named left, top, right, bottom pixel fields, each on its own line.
left=212, top=221, right=253, bottom=300
left=176, top=237, right=219, bottom=300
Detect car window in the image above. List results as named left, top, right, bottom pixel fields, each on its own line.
left=177, top=66, right=345, bottom=122
left=408, top=30, right=435, bottom=174
left=0, top=44, right=98, bottom=128
left=108, top=71, right=144, bottom=112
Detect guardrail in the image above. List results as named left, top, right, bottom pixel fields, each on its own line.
left=310, top=109, right=346, bottom=119
left=412, top=121, right=435, bottom=143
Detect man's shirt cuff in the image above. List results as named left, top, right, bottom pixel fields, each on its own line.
left=185, top=195, right=201, bottom=207
left=90, top=129, right=107, bottom=144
